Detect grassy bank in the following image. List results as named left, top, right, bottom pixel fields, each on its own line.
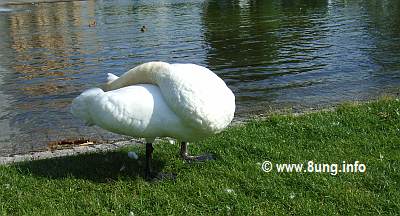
left=1, top=98, right=399, bottom=215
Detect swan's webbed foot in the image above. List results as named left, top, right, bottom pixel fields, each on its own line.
left=144, top=143, right=176, bottom=181
left=180, top=142, right=215, bottom=162
left=181, top=153, right=215, bottom=162
left=146, top=172, right=177, bottom=182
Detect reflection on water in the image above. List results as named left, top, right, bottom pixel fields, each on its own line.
left=0, top=0, right=399, bottom=155
left=204, top=0, right=400, bottom=114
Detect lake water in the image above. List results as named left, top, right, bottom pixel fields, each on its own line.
left=0, top=0, right=399, bottom=156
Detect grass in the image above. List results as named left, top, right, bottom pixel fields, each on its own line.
left=1, top=98, right=400, bottom=215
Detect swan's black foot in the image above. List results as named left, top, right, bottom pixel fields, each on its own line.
left=145, top=172, right=177, bottom=182
left=180, top=142, right=215, bottom=162
left=143, top=142, right=177, bottom=181
left=181, top=153, right=215, bottom=162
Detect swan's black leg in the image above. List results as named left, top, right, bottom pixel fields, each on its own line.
left=180, top=142, right=215, bottom=162
left=145, top=142, right=154, bottom=180
left=144, top=142, right=176, bottom=181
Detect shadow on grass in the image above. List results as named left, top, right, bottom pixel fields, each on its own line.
left=13, top=151, right=166, bottom=183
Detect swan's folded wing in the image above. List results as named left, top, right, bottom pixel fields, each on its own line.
left=89, top=86, right=155, bottom=136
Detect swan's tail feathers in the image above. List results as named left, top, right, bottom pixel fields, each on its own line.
left=107, top=73, right=119, bottom=84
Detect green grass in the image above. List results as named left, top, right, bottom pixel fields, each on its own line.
left=1, top=98, right=400, bottom=215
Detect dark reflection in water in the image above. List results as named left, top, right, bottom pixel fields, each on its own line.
left=0, top=0, right=399, bottom=155
left=204, top=0, right=400, bottom=115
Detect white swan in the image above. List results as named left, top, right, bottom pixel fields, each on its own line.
left=71, top=62, right=235, bottom=179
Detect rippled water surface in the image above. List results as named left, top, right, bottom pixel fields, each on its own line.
left=0, top=0, right=399, bottom=155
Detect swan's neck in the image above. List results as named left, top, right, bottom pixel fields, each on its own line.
left=103, top=61, right=170, bottom=91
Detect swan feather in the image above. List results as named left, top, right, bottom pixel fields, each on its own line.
left=71, top=84, right=209, bottom=141
left=103, top=62, right=235, bottom=134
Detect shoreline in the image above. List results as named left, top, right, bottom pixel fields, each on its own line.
left=0, top=140, right=140, bottom=165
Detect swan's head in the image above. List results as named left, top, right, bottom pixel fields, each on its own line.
left=70, top=88, right=104, bottom=126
